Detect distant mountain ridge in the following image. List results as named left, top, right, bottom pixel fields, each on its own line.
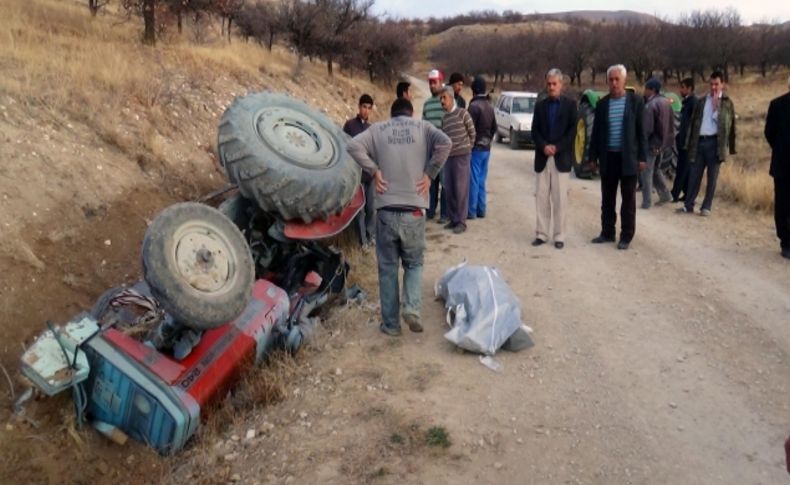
left=525, top=10, right=662, bottom=25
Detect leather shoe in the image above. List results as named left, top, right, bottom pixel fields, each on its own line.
left=443, top=221, right=456, bottom=229
left=554, top=241, right=564, bottom=249
left=452, top=224, right=466, bottom=234
left=591, top=235, right=615, bottom=244
left=531, top=238, right=545, bottom=246
left=617, top=240, right=630, bottom=250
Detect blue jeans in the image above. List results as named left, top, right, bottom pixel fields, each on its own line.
left=468, top=149, right=490, bottom=217
left=375, top=210, right=426, bottom=331
left=427, top=168, right=447, bottom=219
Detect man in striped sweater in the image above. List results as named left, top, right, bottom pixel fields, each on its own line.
left=440, top=86, right=476, bottom=234
left=423, top=69, right=449, bottom=223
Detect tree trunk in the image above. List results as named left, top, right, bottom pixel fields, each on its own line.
left=142, top=0, right=156, bottom=45
left=177, top=10, right=182, bottom=34
left=227, top=17, right=233, bottom=43
left=760, top=61, right=767, bottom=78
left=739, top=63, right=745, bottom=76
left=88, top=0, right=98, bottom=17
left=590, top=67, right=596, bottom=85
left=267, top=31, right=274, bottom=51
left=327, top=57, right=334, bottom=77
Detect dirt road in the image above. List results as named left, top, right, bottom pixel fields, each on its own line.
left=171, top=140, right=790, bottom=483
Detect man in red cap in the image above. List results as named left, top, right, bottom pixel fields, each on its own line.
left=423, top=69, right=449, bottom=223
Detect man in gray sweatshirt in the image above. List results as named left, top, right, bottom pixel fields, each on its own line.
left=347, top=98, right=452, bottom=336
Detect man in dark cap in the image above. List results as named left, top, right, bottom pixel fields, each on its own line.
left=344, top=94, right=376, bottom=247
left=467, top=75, right=497, bottom=219
left=448, top=72, right=466, bottom=109
left=641, top=78, right=673, bottom=209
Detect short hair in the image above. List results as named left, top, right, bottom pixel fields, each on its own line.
left=680, top=77, right=695, bottom=90
left=545, top=68, right=563, bottom=80
left=359, top=94, right=374, bottom=106
left=606, top=64, right=627, bottom=78
left=710, top=70, right=725, bottom=82
left=396, top=81, right=411, bottom=99
left=441, top=86, right=455, bottom=98
left=390, top=98, right=413, bottom=117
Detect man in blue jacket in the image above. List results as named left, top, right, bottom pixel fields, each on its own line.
left=588, top=64, right=647, bottom=250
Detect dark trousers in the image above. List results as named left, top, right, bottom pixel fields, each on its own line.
left=776, top=177, right=790, bottom=250
left=427, top=168, right=448, bottom=219
left=685, top=137, right=721, bottom=212
left=355, top=179, right=376, bottom=245
left=443, top=153, right=471, bottom=227
left=600, top=152, right=637, bottom=242
left=671, top=147, right=690, bottom=200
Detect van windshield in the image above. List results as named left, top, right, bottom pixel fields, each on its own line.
left=511, top=97, right=536, bottom=113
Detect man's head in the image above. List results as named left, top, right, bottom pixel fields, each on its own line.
left=680, top=77, right=694, bottom=97
left=471, top=75, right=486, bottom=96
left=448, top=72, right=464, bottom=95
left=390, top=98, right=414, bottom=118
left=396, top=81, right=412, bottom=101
left=643, top=78, right=661, bottom=98
left=709, top=71, right=725, bottom=97
left=545, top=68, right=563, bottom=99
left=428, top=69, right=444, bottom=96
left=357, top=94, right=373, bottom=121
left=439, top=87, right=455, bottom=112
left=606, top=64, right=627, bottom=97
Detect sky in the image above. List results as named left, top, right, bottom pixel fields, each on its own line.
left=371, top=0, right=790, bottom=25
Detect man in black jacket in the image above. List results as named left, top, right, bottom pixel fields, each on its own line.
left=467, top=75, right=497, bottom=220
left=764, top=76, right=790, bottom=259
left=671, top=78, right=697, bottom=202
left=530, top=68, right=578, bottom=249
left=588, top=64, right=647, bottom=250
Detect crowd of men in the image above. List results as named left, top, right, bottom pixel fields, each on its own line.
left=342, top=67, right=790, bottom=337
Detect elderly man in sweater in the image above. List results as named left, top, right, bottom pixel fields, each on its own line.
left=439, top=86, right=476, bottom=234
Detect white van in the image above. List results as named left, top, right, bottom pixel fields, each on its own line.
left=494, top=91, right=538, bottom=149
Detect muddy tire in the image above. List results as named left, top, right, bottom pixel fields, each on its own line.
left=573, top=103, right=595, bottom=179
left=141, top=203, right=254, bottom=330
left=217, top=92, right=361, bottom=223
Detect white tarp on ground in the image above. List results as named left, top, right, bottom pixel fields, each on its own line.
left=435, top=262, right=533, bottom=356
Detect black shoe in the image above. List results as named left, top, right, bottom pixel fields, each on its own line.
left=477, top=213, right=486, bottom=219
left=452, top=224, right=466, bottom=234
left=554, top=241, right=564, bottom=249
left=617, top=240, right=630, bottom=250
left=443, top=221, right=456, bottom=229
left=782, top=248, right=790, bottom=260
left=531, top=238, right=545, bottom=246
left=591, top=235, right=615, bottom=244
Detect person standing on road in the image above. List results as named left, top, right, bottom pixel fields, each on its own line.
left=671, top=78, right=697, bottom=203
left=347, top=98, right=452, bottom=336
left=344, top=94, right=376, bottom=248
left=423, top=69, right=449, bottom=224
left=588, top=64, right=647, bottom=250
left=679, top=71, right=736, bottom=216
left=640, top=78, right=674, bottom=209
left=764, top=76, right=790, bottom=260
left=397, top=81, right=413, bottom=101
left=467, top=75, right=497, bottom=220
left=530, top=69, right=578, bottom=250
left=439, top=86, right=475, bottom=234
left=448, top=72, right=467, bottom=109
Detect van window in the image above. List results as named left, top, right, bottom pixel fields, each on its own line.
left=501, top=96, right=512, bottom=113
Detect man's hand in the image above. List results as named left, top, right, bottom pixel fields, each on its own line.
left=588, top=160, right=597, bottom=171
left=543, top=144, right=556, bottom=157
left=374, top=170, right=389, bottom=194
left=638, top=161, right=647, bottom=172
left=416, top=173, right=431, bottom=198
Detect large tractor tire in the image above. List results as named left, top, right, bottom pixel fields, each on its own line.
left=142, top=203, right=254, bottom=330
left=573, top=103, right=595, bottom=179
left=217, top=92, right=361, bottom=223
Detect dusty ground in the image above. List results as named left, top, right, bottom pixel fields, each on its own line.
left=163, top=85, right=790, bottom=484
